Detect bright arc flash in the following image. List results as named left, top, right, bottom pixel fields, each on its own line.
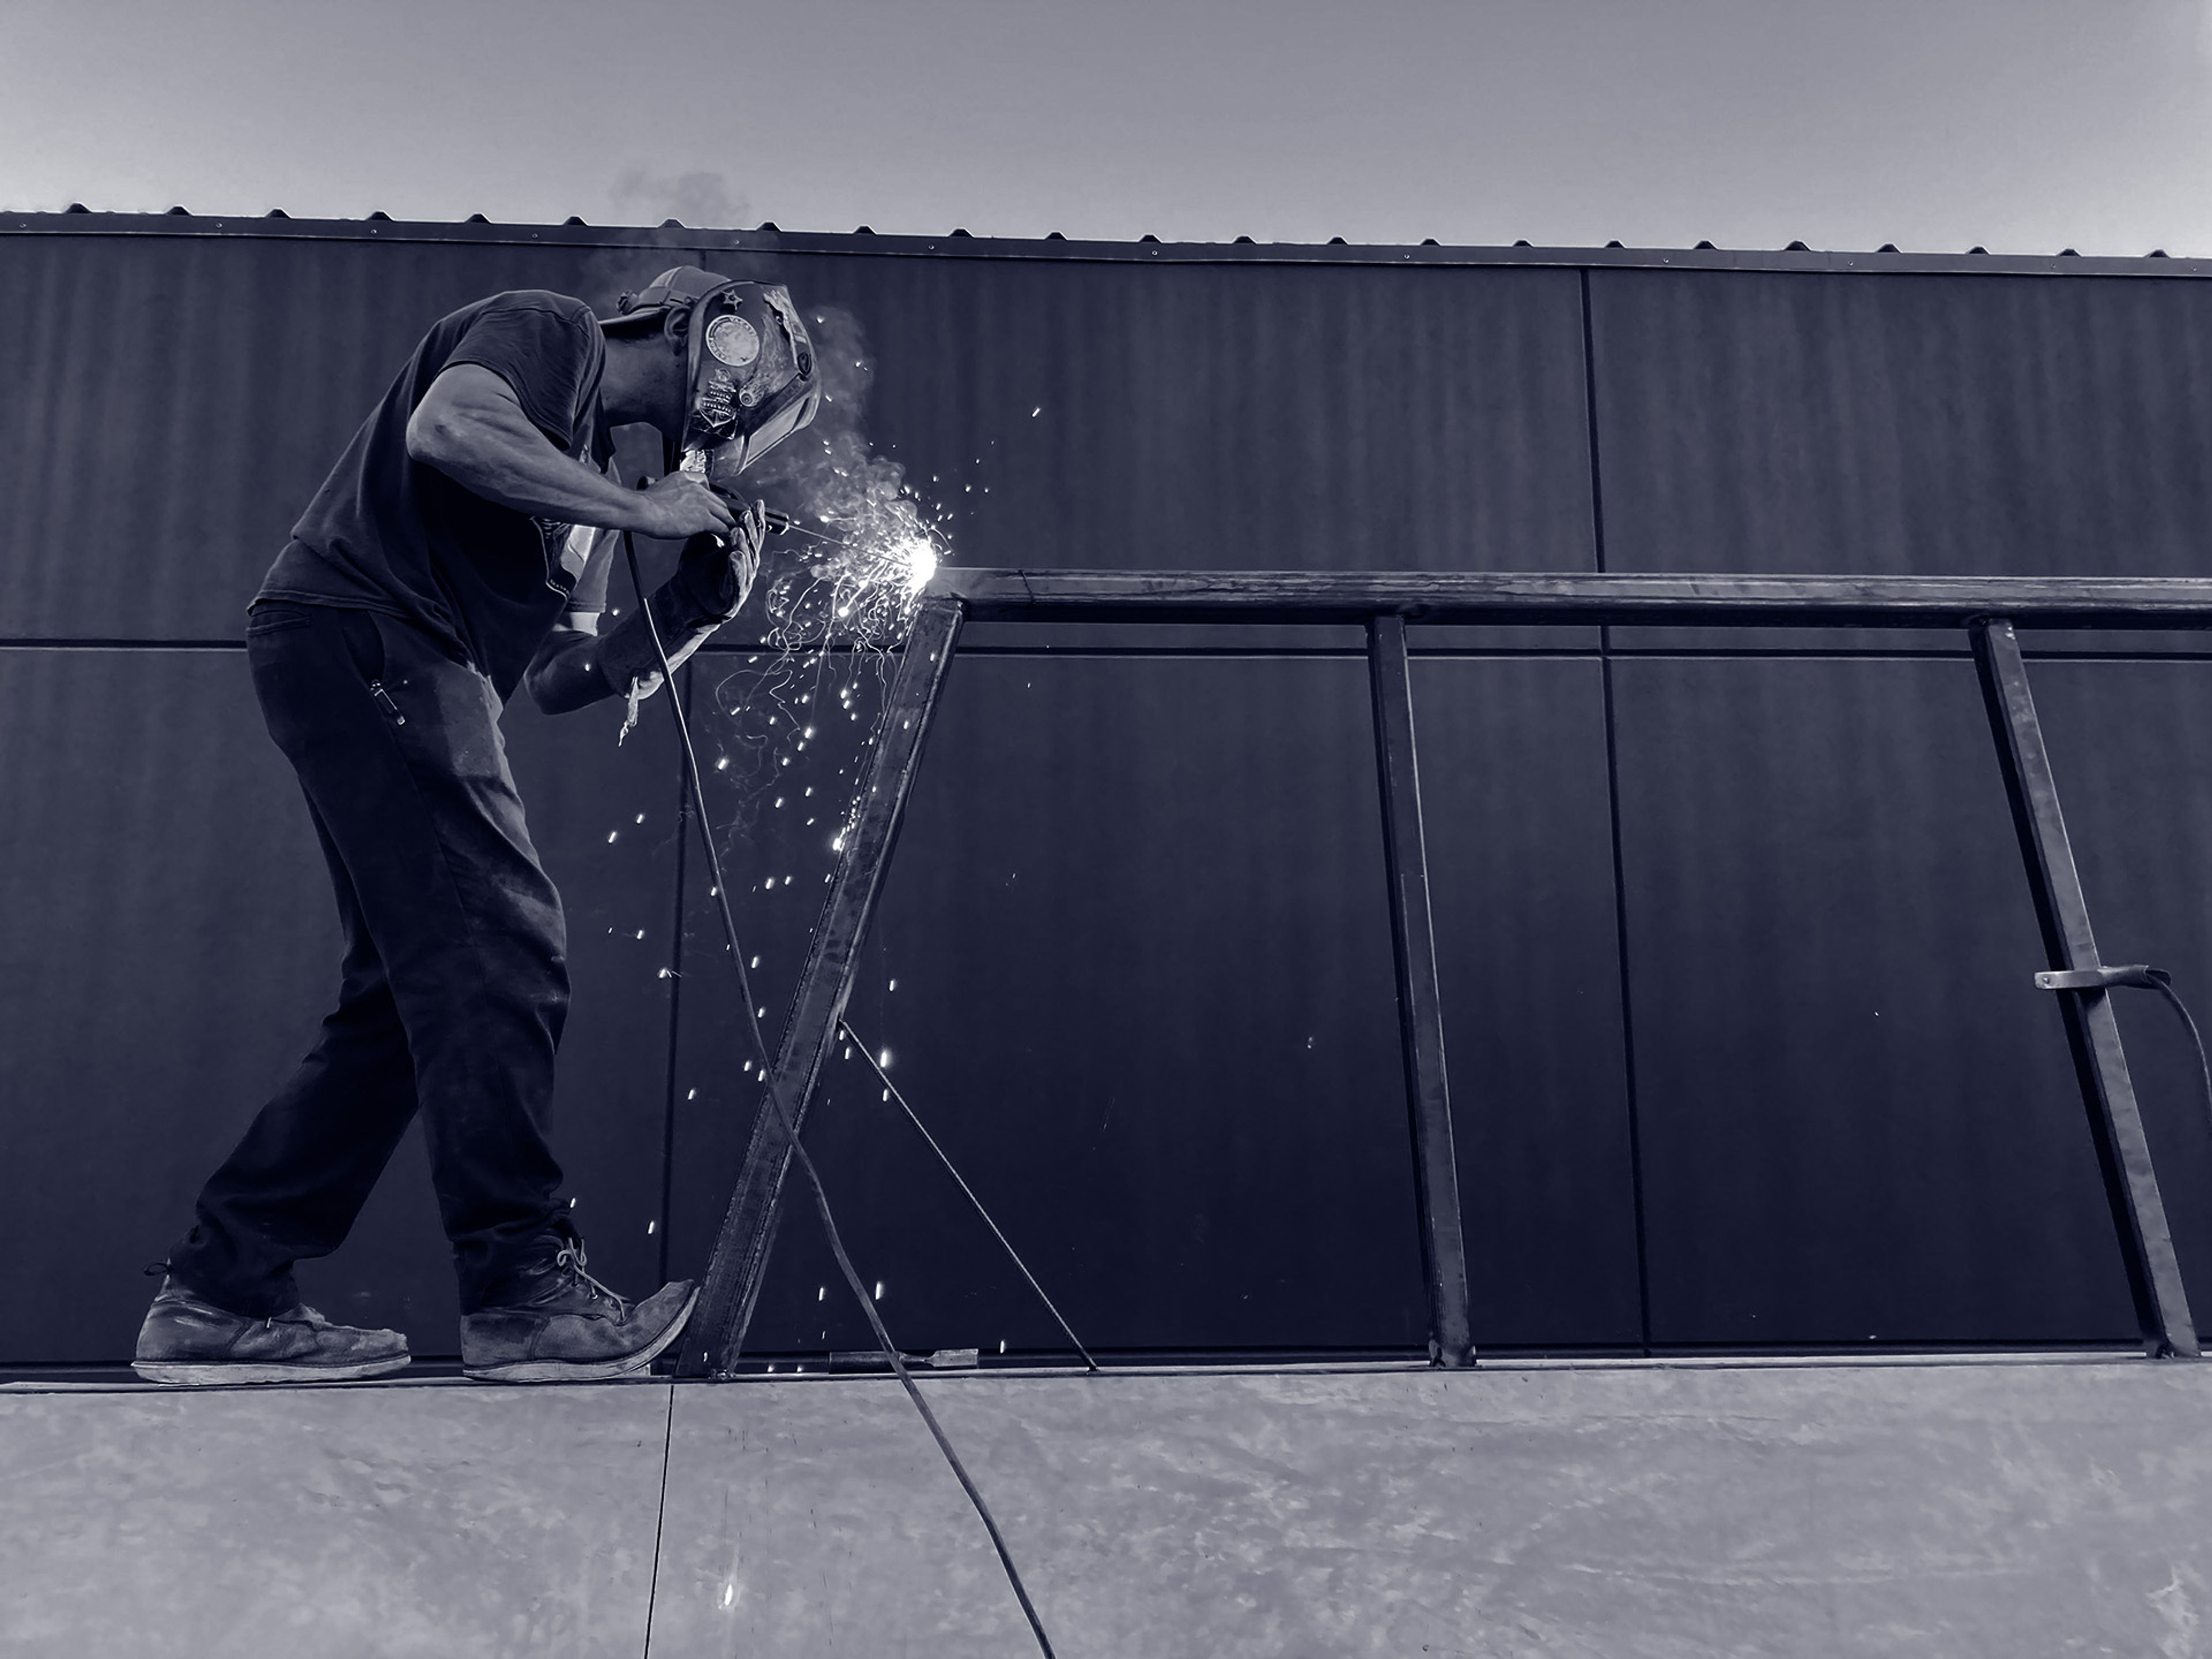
left=900, top=536, right=939, bottom=594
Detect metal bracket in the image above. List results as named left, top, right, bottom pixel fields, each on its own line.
left=2035, top=965, right=2169, bottom=993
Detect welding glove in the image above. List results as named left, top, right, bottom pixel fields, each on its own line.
left=596, top=505, right=766, bottom=705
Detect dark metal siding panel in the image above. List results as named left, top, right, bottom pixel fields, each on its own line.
left=0, top=647, right=353, bottom=1359
left=1412, top=657, right=1645, bottom=1347
left=667, top=653, right=1428, bottom=1355
left=2028, top=661, right=2212, bottom=1312
left=1589, top=268, right=2212, bottom=654
left=0, top=642, right=683, bottom=1362
left=1593, top=268, right=2212, bottom=577
left=1611, top=656, right=2139, bottom=1344
left=798, top=253, right=1595, bottom=653
left=751, top=256, right=1594, bottom=577
left=495, top=691, right=686, bottom=1315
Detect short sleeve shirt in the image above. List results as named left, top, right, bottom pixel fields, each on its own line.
left=257, top=290, right=613, bottom=698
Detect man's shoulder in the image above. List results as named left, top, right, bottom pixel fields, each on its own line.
left=444, top=290, right=599, bottom=332
left=429, top=292, right=605, bottom=407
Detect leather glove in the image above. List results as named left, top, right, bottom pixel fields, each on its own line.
left=596, top=502, right=766, bottom=703
left=670, top=516, right=763, bottom=624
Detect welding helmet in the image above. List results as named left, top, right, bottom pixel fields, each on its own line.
left=606, top=265, right=821, bottom=486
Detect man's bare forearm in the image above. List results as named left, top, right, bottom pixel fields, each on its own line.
left=410, top=395, right=656, bottom=531
left=524, top=620, right=714, bottom=717
left=524, top=626, right=616, bottom=714
left=405, top=363, right=735, bottom=543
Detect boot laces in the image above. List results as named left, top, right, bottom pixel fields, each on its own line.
left=555, top=1240, right=628, bottom=1315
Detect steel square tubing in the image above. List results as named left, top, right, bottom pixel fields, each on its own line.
left=938, top=569, right=2212, bottom=630
left=1368, top=616, right=1476, bottom=1367
left=1971, top=618, right=2198, bottom=1358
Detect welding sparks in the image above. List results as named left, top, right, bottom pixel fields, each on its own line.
left=664, top=337, right=957, bottom=1113
left=762, top=517, right=944, bottom=653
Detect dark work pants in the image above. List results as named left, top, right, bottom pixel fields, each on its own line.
left=169, top=603, right=569, bottom=1316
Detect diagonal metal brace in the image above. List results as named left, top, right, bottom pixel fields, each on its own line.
left=1972, top=617, right=2198, bottom=1358
left=680, top=597, right=967, bottom=1377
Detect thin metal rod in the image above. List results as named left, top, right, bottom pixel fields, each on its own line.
left=621, top=539, right=1055, bottom=1656
left=616, top=538, right=773, bottom=1080
left=687, top=596, right=965, bottom=1373
left=1969, top=616, right=2198, bottom=1358
left=780, top=1101, right=1060, bottom=1659
left=1366, top=614, right=1476, bottom=1368
left=838, top=1018, right=1100, bottom=1372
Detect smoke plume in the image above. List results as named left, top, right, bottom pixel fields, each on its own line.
left=608, top=167, right=751, bottom=229
left=736, top=305, right=945, bottom=650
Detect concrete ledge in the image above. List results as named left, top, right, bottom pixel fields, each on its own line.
left=0, top=1382, right=671, bottom=1656
left=656, top=1359, right=2212, bottom=1657
left=6, top=1359, right=2209, bottom=1656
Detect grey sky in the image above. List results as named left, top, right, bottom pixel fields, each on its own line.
left=7, top=0, right=2209, bottom=253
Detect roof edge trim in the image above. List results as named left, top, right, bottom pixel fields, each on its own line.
left=5, top=211, right=2208, bottom=281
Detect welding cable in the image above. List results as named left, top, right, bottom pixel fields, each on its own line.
left=2141, top=974, right=2212, bottom=1145
left=2040, top=964, right=2212, bottom=1150
left=619, top=530, right=1060, bottom=1659
left=838, top=1017, right=1100, bottom=1372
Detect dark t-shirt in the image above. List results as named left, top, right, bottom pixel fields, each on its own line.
left=257, top=290, right=616, bottom=698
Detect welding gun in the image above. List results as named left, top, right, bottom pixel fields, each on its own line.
left=590, top=491, right=793, bottom=709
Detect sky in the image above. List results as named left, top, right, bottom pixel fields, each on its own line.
left=6, top=0, right=2211, bottom=255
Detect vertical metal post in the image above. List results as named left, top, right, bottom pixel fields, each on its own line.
left=683, top=597, right=967, bottom=1376
left=1970, top=617, right=2198, bottom=1357
left=1367, top=614, right=1476, bottom=1367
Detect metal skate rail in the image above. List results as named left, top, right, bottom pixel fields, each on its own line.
left=680, top=571, right=2212, bottom=1377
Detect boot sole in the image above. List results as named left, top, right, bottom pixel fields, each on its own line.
left=131, top=1354, right=414, bottom=1387
left=462, top=1286, right=700, bottom=1384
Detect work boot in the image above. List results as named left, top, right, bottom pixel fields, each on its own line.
left=133, top=1276, right=411, bottom=1385
left=461, top=1236, right=696, bottom=1384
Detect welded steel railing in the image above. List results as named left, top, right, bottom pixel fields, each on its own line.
left=677, top=572, right=2212, bottom=1376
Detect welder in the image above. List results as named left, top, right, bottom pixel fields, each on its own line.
left=135, top=266, right=820, bottom=1385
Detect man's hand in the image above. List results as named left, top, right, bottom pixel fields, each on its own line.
left=672, top=498, right=766, bottom=620
left=638, top=472, right=738, bottom=542
left=570, top=495, right=770, bottom=722
left=406, top=364, right=726, bottom=537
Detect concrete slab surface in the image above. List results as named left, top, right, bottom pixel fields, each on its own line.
left=5, top=1359, right=2211, bottom=1657
left=648, top=1359, right=2212, bottom=1658
left=0, top=1380, right=671, bottom=1658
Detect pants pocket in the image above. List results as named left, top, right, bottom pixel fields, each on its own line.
left=244, top=603, right=316, bottom=638
left=335, top=612, right=403, bottom=725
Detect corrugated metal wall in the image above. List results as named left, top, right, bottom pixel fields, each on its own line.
left=4, top=218, right=2209, bottom=1363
